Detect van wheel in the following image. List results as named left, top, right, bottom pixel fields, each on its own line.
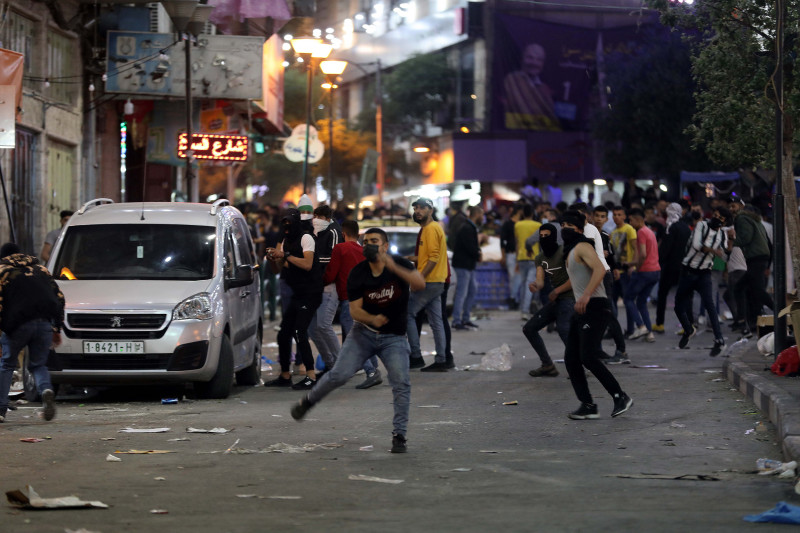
left=235, top=328, right=262, bottom=386
left=22, top=349, right=59, bottom=402
left=195, top=336, right=234, bottom=399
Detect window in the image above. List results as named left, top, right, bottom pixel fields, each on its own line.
left=53, top=225, right=216, bottom=280
left=47, top=30, right=78, bottom=104
left=0, top=11, right=37, bottom=90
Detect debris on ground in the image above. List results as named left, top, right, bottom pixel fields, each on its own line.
left=607, top=473, right=719, bottom=481
left=150, top=509, right=168, bottom=514
left=6, top=485, right=109, bottom=509
left=20, top=438, right=46, bottom=443
left=118, top=427, right=171, bottom=433
left=186, top=427, right=231, bottom=434
left=502, top=401, right=518, bottom=406
left=348, top=474, right=404, bottom=484
left=359, top=445, right=373, bottom=451
left=463, top=344, right=513, bottom=371
left=756, top=458, right=797, bottom=477
left=200, top=442, right=343, bottom=454
left=114, top=450, right=174, bottom=454
left=105, top=454, right=121, bottom=462
left=744, top=501, right=800, bottom=524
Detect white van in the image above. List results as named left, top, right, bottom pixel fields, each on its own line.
left=36, top=198, right=262, bottom=399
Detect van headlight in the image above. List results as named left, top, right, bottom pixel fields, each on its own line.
left=173, top=293, right=213, bottom=320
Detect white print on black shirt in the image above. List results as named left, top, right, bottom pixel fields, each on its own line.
left=366, top=281, right=401, bottom=306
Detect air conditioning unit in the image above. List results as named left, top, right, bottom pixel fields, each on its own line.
left=147, top=3, right=217, bottom=35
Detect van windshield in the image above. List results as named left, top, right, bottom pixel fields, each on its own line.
left=53, top=224, right=216, bottom=281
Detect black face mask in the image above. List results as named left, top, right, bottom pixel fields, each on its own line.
left=540, top=234, right=559, bottom=257
left=708, top=218, right=723, bottom=230
left=560, top=227, right=580, bottom=246
left=363, top=244, right=380, bottom=263
left=691, top=211, right=702, bottom=221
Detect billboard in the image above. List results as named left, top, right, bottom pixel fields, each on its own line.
left=492, top=14, right=648, bottom=133
left=105, top=31, right=265, bottom=99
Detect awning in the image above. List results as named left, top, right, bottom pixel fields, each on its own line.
left=680, top=171, right=740, bottom=183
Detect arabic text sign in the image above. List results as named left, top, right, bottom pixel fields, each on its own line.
left=178, top=133, right=249, bottom=162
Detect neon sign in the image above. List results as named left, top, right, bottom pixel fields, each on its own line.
left=177, top=133, right=249, bottom=161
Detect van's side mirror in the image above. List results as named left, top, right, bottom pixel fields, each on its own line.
left=226, top=264, right=254, bottom=289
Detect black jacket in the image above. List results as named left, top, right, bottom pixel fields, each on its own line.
left=659, top=220, right=691, bottom=270
left=0, top=253, right=65, bottom=335
left=315, top=220, right=344, bottom=277
left=451, top=220, right=481, bottom=270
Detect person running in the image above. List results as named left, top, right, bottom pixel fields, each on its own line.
left=674, top=207, right=731, bottom=357
left=0, top=243, right=65, bottom=423
left=653, top=203, right=692, bottom=333
left=290, top=228, right=425, bottom=454
left=624, top=208, right=661, bottom=343
left=524, top=224, right=574, bottom=377
left=559, top=210, right=633, bottom=420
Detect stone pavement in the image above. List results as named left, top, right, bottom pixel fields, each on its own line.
left=724, top=337, right=800, bottom=462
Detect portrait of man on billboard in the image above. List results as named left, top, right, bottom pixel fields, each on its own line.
left=502, top=43, right=561, bottom=132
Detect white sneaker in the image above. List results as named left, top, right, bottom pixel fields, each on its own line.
left=698, top=316, right=706, bottom=326
left=645, top=332, right=655, bottom=343
left=628, top=325, right=648, bottom=340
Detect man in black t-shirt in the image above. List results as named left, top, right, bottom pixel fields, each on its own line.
left=290, top=228, right=425, bottom=454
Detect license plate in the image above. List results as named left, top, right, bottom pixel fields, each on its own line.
left=83, top=341, right=145, bottom=354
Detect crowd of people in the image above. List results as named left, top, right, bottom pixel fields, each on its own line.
left=246, top=187, right=778, bottom=453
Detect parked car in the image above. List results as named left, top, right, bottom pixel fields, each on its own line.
left=34, top=198, right=262, bottom=400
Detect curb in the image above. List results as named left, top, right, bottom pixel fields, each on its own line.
left=723, top=343, right=800, bottom=462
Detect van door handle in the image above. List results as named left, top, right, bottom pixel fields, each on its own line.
left=239, top=290, right=251, bottom=298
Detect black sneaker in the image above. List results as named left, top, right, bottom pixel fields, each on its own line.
left=464, top=321, right=480, bottom=330
left=611, top=392, right=633, bottom=417
left=290, top=396, right=314, bottom=420
left=315, top=369, right=328, bottom=381
left=291, top=376, right=316, bottom=390
left=741, top=328, right=753, bottom=339
left=390, top=433, right=407, bottom=453
left=709, top=338, right=726, bottom=357
left=605, top=350, right=630, bottom=365
left=264, top=375, right=293, bottom=387
left=678, top=325, right=696, bottom=349
left=42, top=389, right=56, bottom=421
left=528, top=365, right=559, bottom=377
left=420, top=361, right=449, bottom=372
left=355, top=371, right=383, bottom=389
left=452, top=322, right=468, bottom=331
left=444, top=356, right=456, bottom=369
left=409, top=357, right=425, bottom=369
left=0, top=408, right=6, bottom=423
left=568, top=403, right=599, bottom=420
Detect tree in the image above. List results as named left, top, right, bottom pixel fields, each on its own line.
left=592, top=26, right=715, bottom=180
left=355, top=52, right=457, bottom=139
left=648, top=0, right=800, bottom=293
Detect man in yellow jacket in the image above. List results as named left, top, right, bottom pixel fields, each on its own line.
left=407, top=197, right=450, bottom=372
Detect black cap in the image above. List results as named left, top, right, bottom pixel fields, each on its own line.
left=412, top=197, right=434, bottom=209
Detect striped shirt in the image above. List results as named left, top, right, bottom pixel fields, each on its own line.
left=682, top=220, right=727, bottom=270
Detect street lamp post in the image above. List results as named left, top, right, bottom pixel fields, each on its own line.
left=291, top=37, right=332, bottom=194
left=161, top=0, right=211, bottom=202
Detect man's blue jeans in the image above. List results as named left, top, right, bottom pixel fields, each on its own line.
left=518, top=261, right=536, bottom=315
left=308, top=324, right=410, bottom=437
left=338, top=300, right=378, bottom=375
left=623, top=270, right=660, bottom=331
left=309, top=288, right=341, bottom=368
left=675, top=268, right=723, bottom=340
left=406, top=282, right=446, bottom=363
left=452, top=267, right=477, bottom=325
left=0, top=319, right=54, bottom=412
left=522, top=297, right=574, bottom=366
left=505, top=252, right=521, bottom=305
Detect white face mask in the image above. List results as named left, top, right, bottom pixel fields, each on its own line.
left=541, top=217, right=549, bottom=224
left=312, top=218, right=330, bottom=235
